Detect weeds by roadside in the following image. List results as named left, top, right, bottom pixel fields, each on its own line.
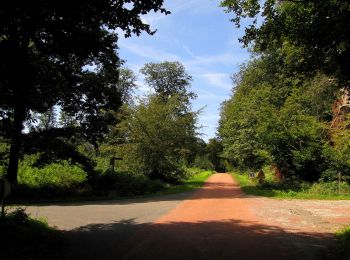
left=232, top=170, right=350, bottom=200
left=0, top=208, right=64, bottom=260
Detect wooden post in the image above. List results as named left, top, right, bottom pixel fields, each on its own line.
left=109, top=157, right=123, bottom=172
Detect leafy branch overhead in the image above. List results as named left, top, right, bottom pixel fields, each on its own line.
left=221, top=0, right=350, bottom=84
left=0, top=0, right=169, bottom=182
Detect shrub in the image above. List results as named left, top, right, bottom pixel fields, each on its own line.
left=307, top=182, right=350, bottom=195
left=18, top=155, right=87, bottom=188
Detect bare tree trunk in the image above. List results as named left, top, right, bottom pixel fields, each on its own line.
left=6, top=104, right=26, bottom=184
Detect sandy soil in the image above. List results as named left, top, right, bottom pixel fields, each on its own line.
left=25, top=173, right=350, bottom=260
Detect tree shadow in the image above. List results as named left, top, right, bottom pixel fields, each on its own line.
left=65, top=218, right=334, bottom=260
left=22, top=181, right=250, bottom=207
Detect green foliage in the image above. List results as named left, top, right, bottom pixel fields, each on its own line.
left=333, top=226, right=350, bottom=260
left=0, top=0, right=169, bottom=182
left=111, top=61, right=199, bottom=183
left=219, top=54, right=339, bottom=181
left=0, top=137, right=9, bottom=176
left=205, top=138, right=223, bottom=171
left=193, top=155, right=214, bottom=171
left=323, top=116, right=350, bottom=180
left=140, top=61, right=195, bottom=102
left=232, top=171, right=350, bottom=200
left=18, top=155, right=87, bottom=188
left=0, top=208, right=63, bottom=260
left=118, top=94, right=198, bottom=182
left=90, top=170, right=164, bottom=196
left=221, top=0, right=350, bottom=84
left=158, top=169, right=213, bottom=195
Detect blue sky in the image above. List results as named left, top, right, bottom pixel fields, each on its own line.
left=118, top=0, right=250, bottom=141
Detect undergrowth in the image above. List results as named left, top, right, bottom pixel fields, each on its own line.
left=232, top=169, right=350, bottom=200
left=0, top=208, right=64, bottom=260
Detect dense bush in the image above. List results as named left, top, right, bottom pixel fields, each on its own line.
left=18, top=155, right=87, bottom=188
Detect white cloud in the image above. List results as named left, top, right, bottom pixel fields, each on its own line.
left=195, top=89, right=226, bottom=101
left=197, top=73, right=232, bottom=90
left=119, top=41, right=181, bottom=62
left=185, top=52, right=244, bottom=68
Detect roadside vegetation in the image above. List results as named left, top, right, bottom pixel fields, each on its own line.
left=0, top=1, right=225, bottom=205
left=218, top=0, right=350, bottom=199
left=232, top=169, right=350, bottom=200
left=331, top=226, right=350, bottom=260
left=0, top=208, right=63, bottom=260
left=158, top=169, right=213, bottom=195
left=0, top=61, right=219, bottom=203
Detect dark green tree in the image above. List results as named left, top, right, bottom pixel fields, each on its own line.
left=206, top=138, right=224, bottom=172
left=0, top=1, right=169, bottom=183
left=220, top=0, right=350, bottom=85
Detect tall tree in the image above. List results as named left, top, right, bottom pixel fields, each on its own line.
left=0, top=1, right=169, bottom=183
left=220, top=0, right=350, bottom=85
left=140, top=61, right=196, bottom=104
left=119, top=94, right=198, bottom=182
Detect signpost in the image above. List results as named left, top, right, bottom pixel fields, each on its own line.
left=109, top=157, right=123, bottom=172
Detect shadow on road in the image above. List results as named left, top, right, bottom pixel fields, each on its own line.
left=25, top=181, right=249, bottom=207
left=65, top=218, right=334, bottom=260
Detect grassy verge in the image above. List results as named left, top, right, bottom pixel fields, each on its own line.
left=0, top=208, right=64, bottom=260
left=232, top=171, right=350, bottom=200
left=157, top=170, right=214, bottom=195
left=10, top=169, right=214, bottom=205
left=328, top=226, right=350, bottom=259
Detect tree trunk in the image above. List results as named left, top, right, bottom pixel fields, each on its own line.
left=5, top=21, right=30, bottom=184
left=6, top=104, right=26, bottom=184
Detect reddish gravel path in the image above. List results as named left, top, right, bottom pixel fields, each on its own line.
left=121, top=173, right=336, bottom=260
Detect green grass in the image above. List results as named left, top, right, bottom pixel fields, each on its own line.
left=157, top=170, right=213, bottom=195
left=0, top=208, right=64, bottom=260
left=329, top=226, right=350, bottom=259
left=11, top=169, right=213, bottom=205
left=232, top=171, right=350, bottom=200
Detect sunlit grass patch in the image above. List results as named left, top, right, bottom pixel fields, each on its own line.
left=232, top=170, right=350, bottom=200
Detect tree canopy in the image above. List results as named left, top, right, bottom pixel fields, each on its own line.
left=0, top=0, right=169, bottom=182
left=220, top=0, right=350, bottom=84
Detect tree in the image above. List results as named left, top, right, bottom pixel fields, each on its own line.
left=206, top=138, right=224, bottom=172
left=220, top=0, right=350, bottom=85
left=119, top=95, right=198, bottom=182
left=37, top=107, right=57, bottom=130
left=140, top=61, right=196, bottom=104
left=0, top=1, right=169, bottom=183
left=218, top=57, right=337, bottom=181
left=118, top=67, right=138, bottom=104
left=116, top=61, right=198, bottom=182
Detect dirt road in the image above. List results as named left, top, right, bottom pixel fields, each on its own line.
left=26, top=173, right=350, bottom=259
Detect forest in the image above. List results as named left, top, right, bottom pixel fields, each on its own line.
left=0, top=1, right=222, bottom=202
left=218, top=0, right=350, bottom=197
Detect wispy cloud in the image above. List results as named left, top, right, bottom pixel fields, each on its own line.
left=185, top=52, right=245, bottom=68
left=197, top=73, right=232, bottom=90
left=119, top=41, right=181, bottom=62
